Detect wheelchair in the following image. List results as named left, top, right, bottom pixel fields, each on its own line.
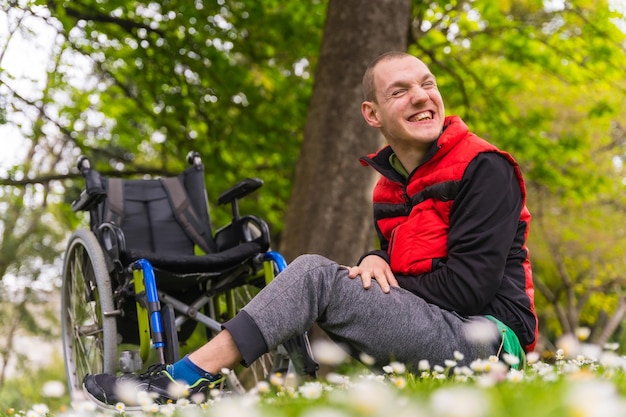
left=60, top=151, right=318, bottom=401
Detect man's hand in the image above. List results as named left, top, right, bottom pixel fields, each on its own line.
left=345, top=255, right=399, bottom=293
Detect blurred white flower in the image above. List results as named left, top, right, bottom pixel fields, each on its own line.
left=142, top=402, right=160, bottom=413
left=454, top=366, right=473, bottom=376
left=453, top=351, right=465, bottom=361
left=489, top=361, right=509, bottom=381
left=454, top=374, right=469, bottom=383
left=476, top=374, right=497, bottom=388
left=600, top=351, right=626, bottom=369
left=580, top=343, right=602, bottom=363
left=167, top=380, right=190, bottom=399
left=311, top=339, right=348, bottom=366
left=190, top=392, right=206, bottom=404
left=255, top=380, right=271, bottom=394
left=383, top=362, right=407, bottom=374
left=28, top=404, right=49, bottom=417
left=470, top=359, right=487, bottom=373
left=339, top=379, right=395, bottom=415
left=506, top=369, right=524, bottom=382
left=391, top=376, right=407, bottom=389
left=115, top=379, right=143, bottom=405
left=576, top=327, right=591, bottom=341
left=463, top=320, right=497, bottom=344
left=390, top=361, right=407, bottom=374
left=114, top=402, right=125, bottom=413
left=502, top=353, right=520, bottom=367
left=176, top=398, right=191, bottom=407
left=299, top=381, right=324, bottom=399
left=431, top=386, right=490, bottom=417
left=326, top=372, right=350, bottom=386
left=566, top=380, right=624, bottom=417
left=41, top=380, right=65, bottom=398
left=359, top=352, right=376, bottom=366
left=71, top=400, right=97, bottom=412
left=526, top=351, right=540, bottom=365
left=159, top=403, right=176, bottom=417
left=604, top=342, right=620, bottom=351
left=270, top=372, right=285, bottom=387
left=136, top=389, right=157, bottom=407
left=285, top=371, right=299, bottom=389
left=445, top=360, right=457, bottom=368
left=557, top=334, right=581, bottom=359
left=418, top=359, right=430, bottom=371
left=210, top=396, right=265, bottom=417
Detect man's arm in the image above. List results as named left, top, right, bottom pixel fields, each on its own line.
left=395, top=152, right=523, bottom=314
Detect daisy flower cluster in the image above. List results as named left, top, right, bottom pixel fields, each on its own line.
left=8, top=330, right=626, bottom=417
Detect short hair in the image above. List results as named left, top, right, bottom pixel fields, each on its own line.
left=362, top=51, right=414, bottom=102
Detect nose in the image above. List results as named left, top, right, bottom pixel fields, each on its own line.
left=409, top=86, right=429, bottom=104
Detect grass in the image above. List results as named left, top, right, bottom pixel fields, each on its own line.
left=3, top=339, right=626, bottom=417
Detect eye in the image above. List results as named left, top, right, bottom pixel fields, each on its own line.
left=422, top=80, right=437, bottom=88
left=391, top=89, right=407, bottom=97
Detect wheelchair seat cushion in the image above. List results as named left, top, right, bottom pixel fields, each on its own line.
left=125, top=241, right=262, bottom=274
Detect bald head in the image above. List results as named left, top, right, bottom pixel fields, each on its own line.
left=362, top=51, right=420, bottom=103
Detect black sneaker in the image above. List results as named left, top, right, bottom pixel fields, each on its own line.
left=83, top=364, right=225, bottom=409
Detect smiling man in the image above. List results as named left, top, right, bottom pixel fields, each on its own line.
left=84, top=52, right=538, bottom=408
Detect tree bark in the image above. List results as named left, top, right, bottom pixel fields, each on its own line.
left=280, top=0, right=411, bottom=264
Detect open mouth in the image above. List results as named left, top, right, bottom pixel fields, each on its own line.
left=410, top=111, right=433, bottom=122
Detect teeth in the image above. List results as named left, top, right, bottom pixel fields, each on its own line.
left=414, top=111, right=432, bottom=121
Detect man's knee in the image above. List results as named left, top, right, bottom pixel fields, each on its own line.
left=289, top=254, right=334, bottom=270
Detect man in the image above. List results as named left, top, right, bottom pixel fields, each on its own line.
left=84, top=51, right=538, bottom=406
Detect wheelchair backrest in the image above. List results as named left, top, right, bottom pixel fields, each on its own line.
left=96, top=165, right=218, bottom=256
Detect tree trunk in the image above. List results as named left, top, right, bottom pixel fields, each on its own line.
left=280, top=0, right=411, bottom=264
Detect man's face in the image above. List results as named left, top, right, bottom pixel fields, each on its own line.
left=362, top=56, right=445, bottom=152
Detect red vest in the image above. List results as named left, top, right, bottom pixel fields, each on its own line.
left=365, top=116, right=537, bottom=351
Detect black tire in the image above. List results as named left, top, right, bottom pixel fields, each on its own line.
left=61, top=229, right=118, bottom=401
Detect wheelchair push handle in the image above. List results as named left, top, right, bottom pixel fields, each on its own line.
left=77, top=155, right=91, bottom=171
left=186, top=151, right=202, bottom=166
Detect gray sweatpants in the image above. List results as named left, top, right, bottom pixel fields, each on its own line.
left=223, top=254, right=501, bottom=372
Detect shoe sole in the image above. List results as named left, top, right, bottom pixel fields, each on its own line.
left=82, top=383, right=146, bottom=413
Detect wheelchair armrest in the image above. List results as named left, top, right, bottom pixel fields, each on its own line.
left=215, top=215, right=271, bottom=253
left=71, top=188, right=107, bottom=212
left=217, top=178, right=263, bottom=206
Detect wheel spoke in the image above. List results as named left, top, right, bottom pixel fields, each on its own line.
left=61, top=230, right=117, bottom=401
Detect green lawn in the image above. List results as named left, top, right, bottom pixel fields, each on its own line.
left=3, top=344, right=626, bottom=417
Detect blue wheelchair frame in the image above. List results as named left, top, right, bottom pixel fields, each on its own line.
left=131, top=250, right=289, bottom=366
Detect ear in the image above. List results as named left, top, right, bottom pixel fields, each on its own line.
left=361, top=101, right=381, bottom=128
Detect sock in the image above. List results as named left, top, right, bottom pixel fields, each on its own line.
left=168, top=355, right=220, bottom=385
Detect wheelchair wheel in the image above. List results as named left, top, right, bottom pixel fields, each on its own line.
left=61, top=229, right=118, bottom=401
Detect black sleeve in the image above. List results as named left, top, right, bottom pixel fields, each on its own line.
left=357, top=249, right=390, bottom=266
left=396, top=152, right=523, bottom=314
